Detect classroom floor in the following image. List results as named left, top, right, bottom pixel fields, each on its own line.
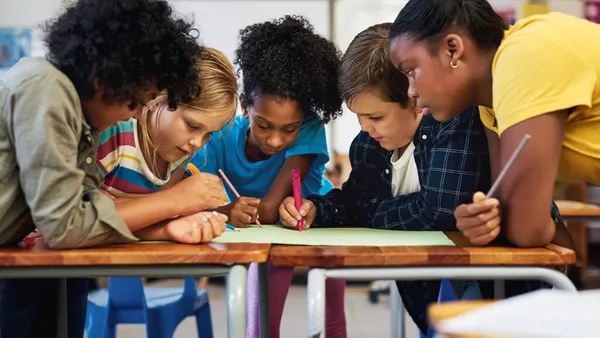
left=106, top=278, right=420, bottom=338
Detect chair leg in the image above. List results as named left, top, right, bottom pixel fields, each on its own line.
left=195, top=304, right=214, bottom=338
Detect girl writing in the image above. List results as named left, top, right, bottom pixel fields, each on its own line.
left=97, top=47, right=239, bottom=242
left=188, top=16, right=347, bottom=338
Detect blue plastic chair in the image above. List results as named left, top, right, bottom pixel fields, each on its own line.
left=85, top=277, right=213, bottom=338
left=421, top=278, right=457, bottom=338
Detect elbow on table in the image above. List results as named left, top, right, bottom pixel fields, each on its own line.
left=505, top=220, right=555, bottom=248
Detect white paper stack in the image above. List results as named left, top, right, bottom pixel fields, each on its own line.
left=438, top=289, right=600, bottom=338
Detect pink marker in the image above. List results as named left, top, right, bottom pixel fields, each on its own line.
left=292, top=169, right=304, bottom=231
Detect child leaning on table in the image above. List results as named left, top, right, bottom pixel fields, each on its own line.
left=279, top=23, right=575, bottom=334
left=185, top=16, right=347, bottom=338
left=0, top=0, right=224, bottom=337
left=279, top=23, right=491, bottom=335
left=97, top=47, right=238, bottom=242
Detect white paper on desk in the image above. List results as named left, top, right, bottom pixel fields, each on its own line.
left=438, top=289, right=600, bottom=338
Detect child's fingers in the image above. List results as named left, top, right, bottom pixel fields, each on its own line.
left=283, top=198, right=303, bottom=221
left=456, top=208, right=498, bottom=231
left=207, top=213, right=224, bottom=237
left=461, top=217, right=500, bottom=239
left=239, top=205, right=259, bottom=222
left=472, top=191, right=487, bottom=203
left=278, top=201, right=297, bottom=229
left=468, top=224, right=501, bottom=246
left=464, top=199, right=498, bottom=216
left=214, top=211, right=228, bottom=222
left=191, top=221, right=203, bottom=243
left=200, top=219, right=215, bottom=243
left=299, top=200, right=312, bottom=217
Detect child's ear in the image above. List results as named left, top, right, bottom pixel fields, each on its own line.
left=240, top=94, right=249, bottom=118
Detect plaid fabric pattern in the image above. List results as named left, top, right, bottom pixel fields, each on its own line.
left=308, top=107, right=564, bottom=334
left=308, top=107, right=490, bottom=333
left=309, top=106, right=491, bottom=231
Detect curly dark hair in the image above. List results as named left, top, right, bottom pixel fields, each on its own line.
left=234, top=15, right=342, bottom=124
left=43, top=0, right=203, bottom=107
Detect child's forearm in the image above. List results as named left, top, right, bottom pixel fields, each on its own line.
left=115, top=189, right=185, bottom=232
left=133, top=221, right=169, bottom=241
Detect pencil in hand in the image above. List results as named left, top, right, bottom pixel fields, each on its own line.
left=187, top=163, right=225, bottom=205
left=486, top=134, right=531, bottom=198
left=217, top=169, right=262, bottom=228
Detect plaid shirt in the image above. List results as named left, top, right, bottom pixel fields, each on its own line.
left=308, top=107, right=565, bottom=334
left=308, top=107, right=490, bottom=333
left=309, top=106, right=491, bottom=231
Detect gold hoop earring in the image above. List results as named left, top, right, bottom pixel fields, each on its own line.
left=450, top=60, right=459, bottom=69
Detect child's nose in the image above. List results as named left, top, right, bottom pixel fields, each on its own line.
left=267, top=134, right=284, bottom=148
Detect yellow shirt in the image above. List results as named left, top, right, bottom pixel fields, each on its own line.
left=479, top=12, right=600, bottom=185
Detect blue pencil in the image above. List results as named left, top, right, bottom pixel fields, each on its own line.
left=226, top=223, right=237, bottom=231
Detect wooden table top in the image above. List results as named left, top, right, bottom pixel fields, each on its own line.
left=269, top=232, right=576, bottom=268
left=556, top=200, right=600, bottom=218
left=0, top=239, right=271, bottom=266
left=428, top=300, right=494, bottom=338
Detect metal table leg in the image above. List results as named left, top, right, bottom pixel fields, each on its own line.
left=389, top=282, right=405, bottom=338
left=227, top=265, right=248, bottom=338
left=258, top=262, right=270, bottom=338
left=307, top=269, right=326, bottom=338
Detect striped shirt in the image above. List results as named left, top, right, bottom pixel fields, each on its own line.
left=97, top=119, right=185, bottom=197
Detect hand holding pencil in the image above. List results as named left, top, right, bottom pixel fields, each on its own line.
left=454, top=135, right=531, bottom=246
left=217, top=169, right=262, bottom=228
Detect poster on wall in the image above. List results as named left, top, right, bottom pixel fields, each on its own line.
left=0, top=28, right=32, bottom=72
left=585, top=1, right=600, bottom=23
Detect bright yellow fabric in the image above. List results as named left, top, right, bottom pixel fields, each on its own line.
left=480, top=12, right=600, bottom=185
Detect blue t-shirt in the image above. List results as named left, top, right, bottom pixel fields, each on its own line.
left=188, top=115, right=333, bottom=201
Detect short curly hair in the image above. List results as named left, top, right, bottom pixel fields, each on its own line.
left=234, top=15, right=342, bottom=124
left=43, top=0, right=203, bottom=108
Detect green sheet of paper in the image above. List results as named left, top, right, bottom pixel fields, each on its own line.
left=212, top=224, right=454, bottom=246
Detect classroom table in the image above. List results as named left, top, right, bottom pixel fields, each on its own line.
left=428, top=300, right=494, bottom=338
left=269, top=232, right=577, bottom=338
left=556, top=200, right=600, bottom=221
left=0, top=239, right=271, bottom=338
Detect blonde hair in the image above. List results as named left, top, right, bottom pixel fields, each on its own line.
left=139, top=47, right=238, bottom=177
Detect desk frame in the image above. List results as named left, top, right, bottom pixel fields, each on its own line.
left=307, top=266, right=577, bottom=338
left=0, top=264, right=251, bottom=338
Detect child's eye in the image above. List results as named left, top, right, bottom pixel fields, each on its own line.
left=187, top=121, right=199, bottom=130
left=257, top=124, right=270, bottom=130
left=369, top=116, right=382, bottom=121
left=284, top=128, right=298, bottom=133
left=404, top=69, right=414, bottom=77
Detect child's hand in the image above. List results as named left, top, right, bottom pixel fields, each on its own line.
left=220, top=197, right=261, bottom=228
left=279, top=197, right=316, bottom=230
left=454, top=192, right=501, bottom=246
left=172, top=172, right=224, bottom=214
left=165, top=211, right=228, bottom=244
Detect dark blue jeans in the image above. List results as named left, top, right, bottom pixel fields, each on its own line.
left=0, top=278, right=88, bottom=338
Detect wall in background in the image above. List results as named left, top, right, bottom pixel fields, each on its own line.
left=0, top=0, right=587, bottom=156
left=328, top=0, right=584, bottom=155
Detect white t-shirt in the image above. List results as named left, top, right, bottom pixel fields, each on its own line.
left=390, top=142, right=421, bottom=197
